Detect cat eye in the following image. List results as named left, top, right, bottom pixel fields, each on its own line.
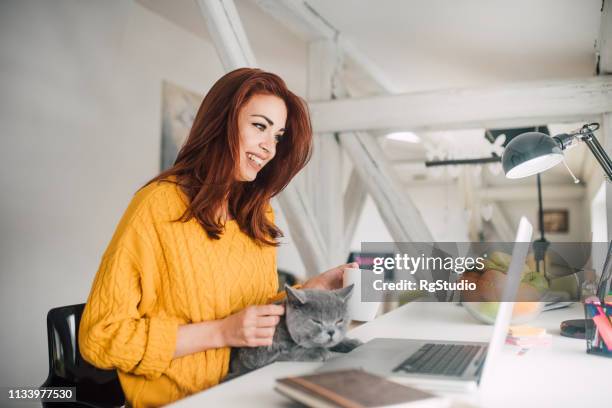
left=311, top=319, right=322, bottom=325
left=336, top=318, right=344, bottom=325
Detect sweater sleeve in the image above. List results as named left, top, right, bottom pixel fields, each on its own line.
left=79, top=191, right=178, bottom=380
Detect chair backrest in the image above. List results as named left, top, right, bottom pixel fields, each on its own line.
left=43, top=303, right=125, bottom=407
left=277, top=269, right=298, bottom=287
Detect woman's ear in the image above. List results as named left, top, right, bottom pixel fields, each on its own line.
left=335, top=284, right=354, bottom=301
left=285, top=284, right=307, bottom=305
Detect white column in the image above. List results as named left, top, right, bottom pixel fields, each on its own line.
left=598, top=0, right=612, bottom=74
left=603, top=113, right=612, bottom=239
left=306, top=39, right=345, bottom=266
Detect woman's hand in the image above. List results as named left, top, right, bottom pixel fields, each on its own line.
left=220, top=304, right=285, bottom=347
left=302, top=262, right=359, bottom=291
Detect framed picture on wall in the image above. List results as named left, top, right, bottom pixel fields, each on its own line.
left=160, top=81, right=203, bottom=170
left=542, top=209, right=569, bottom=233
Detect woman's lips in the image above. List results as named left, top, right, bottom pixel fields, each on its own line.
left=246, top=153, right=262, bottom=172
left=247, top=152, right=264, bottom=166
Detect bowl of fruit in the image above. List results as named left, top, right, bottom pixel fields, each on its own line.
left=459, top=251, right=548, bottom=325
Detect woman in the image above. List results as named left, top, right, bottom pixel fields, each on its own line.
left=79, top=68, right=356, bottom=407
left=78, top=68, right=356, bottom=407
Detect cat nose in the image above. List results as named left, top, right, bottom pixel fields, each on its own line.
left=327, top=329, right=335, bottom=337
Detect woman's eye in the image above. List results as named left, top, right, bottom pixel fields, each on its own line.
left=253, top=123, right=266, bottom=131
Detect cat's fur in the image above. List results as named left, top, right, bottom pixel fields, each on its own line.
left=226, top=285, right=362, bottom=379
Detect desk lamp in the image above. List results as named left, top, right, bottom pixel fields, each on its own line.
left=502, top=123, right=612, bottom=182
left=501, top=123, right=612, bottom=338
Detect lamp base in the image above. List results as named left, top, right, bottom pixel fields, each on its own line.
left=560, top=318, right=593, bottom=339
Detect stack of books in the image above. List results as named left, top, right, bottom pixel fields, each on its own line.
left=506, top=325, right=551, bottom=347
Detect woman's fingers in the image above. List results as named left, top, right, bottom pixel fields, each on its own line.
left=222, top=304, right=285, bottom=347
left=255, top=304, right=284, bottom=316
left=257, top=315, right=280, bottom=327
left=340, top=262, right=359, bottom=272
left=255, top=327, right=275, bottom=338
left=326, top=262, right=357, bottom=286
left=251, top=338, right=274, bottom=347
left=303, top=262, right=360, bottom=290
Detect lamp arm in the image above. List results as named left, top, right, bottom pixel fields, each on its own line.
left=553, top=123, right=612, bottom=182
left=581, top=132, right=612, bottom=181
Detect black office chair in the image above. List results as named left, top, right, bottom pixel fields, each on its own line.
left=41, top=303, right=125, bottom=408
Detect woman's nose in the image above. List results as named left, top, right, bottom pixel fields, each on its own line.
left=259, top=138, right=275, bottom=157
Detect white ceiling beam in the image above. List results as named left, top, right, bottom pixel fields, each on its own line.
left=275, top=186, right=328, bottom=274
left=334, top=109, right=436, bottom=246
left=343, top=169, right=368, bottom=246
left=479, top=185, right=586, bottom=202
left=255, top=0, right=434, bottom=248
left=254, top=0, right=336, bottom=41
left=339, top=131, right=433, bottom=243
left=254, top=0, right=398, bottom=94
left=309, top=77, right=612, bottom=133
left=598, top=0, right=612, bottom=74
left=197, top=0, right=328, bottom=275
left=338, top=37, right=400, bottom=95
left=196, top=0, right=256, bottom=68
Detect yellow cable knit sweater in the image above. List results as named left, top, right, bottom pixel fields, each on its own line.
left=79, top=180, right=284, bottom=407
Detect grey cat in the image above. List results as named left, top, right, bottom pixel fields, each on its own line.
left=227, top=284, right=362, bottom=379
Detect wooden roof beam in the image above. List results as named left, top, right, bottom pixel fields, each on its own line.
left=309, top=77, right=612, bottom=133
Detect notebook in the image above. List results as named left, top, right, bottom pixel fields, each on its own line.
left=275, top=369, right=449, bottom=408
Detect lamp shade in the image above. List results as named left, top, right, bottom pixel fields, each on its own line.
left=502, top=132, right=564, bottom=179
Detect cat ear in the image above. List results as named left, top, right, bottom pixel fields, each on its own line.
left=335, top=284, right=354, bottom=301
left=285, top=284, right=307, bottom=305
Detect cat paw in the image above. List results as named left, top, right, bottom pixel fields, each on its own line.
left=313, top=349, right=332, bottom=361
left=329, top=338, right=363, bottom=353
left=298, top=348, right=331, bottom=361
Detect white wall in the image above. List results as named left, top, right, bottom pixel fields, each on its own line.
left=591, top=182, right=608, bottom=274
left=350, top=183, right=470, bottom=251
left=501, top=199, right=590, bottom=243
left=350, top=180, right=590, bottom=251
left=0, top=0, right=308, bottom=392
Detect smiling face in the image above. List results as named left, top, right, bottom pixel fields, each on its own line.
left=236, top=93, right=287, bottom=182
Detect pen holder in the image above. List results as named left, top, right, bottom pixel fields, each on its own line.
left=584, top=297, right=612, bottom=358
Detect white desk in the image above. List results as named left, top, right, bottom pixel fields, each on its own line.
left=168, top=302, right=609, bottom=408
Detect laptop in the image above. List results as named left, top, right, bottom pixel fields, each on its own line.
left=318, top=217, right=533, bottom=394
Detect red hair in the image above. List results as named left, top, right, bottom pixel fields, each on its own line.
left=146, top=68, right=312, bottom=246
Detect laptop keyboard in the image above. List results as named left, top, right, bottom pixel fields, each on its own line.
left=393, top=343, right=486, bottom=376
